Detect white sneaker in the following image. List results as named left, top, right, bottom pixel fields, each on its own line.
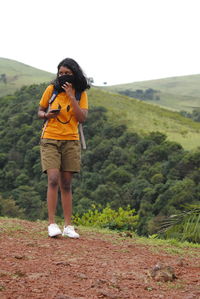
left=48, top=223, right=62, bottom=237
left=62, top=225, right=80, bottom=238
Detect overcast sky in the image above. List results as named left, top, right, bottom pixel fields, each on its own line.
left=1, top=0, right=200, bottom=85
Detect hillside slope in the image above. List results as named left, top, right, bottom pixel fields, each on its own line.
left=0, top=57, right=55, bottom=97
left=89, top=88, right=200, bottom=150
left=0, top=217, right=199, bottom=299
left=104, top=74, right=200, bottom=112
left=1, top=57, right=200, bottom=150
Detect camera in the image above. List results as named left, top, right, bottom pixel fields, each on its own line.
left=58, top=75, right=74, bottom=87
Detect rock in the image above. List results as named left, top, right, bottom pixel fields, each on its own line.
left=54, top=261, right=71, bottom=266
left=14, top=255, right=26, bottom=260
left=176, top=257, right=185, bottom=266
left=76, top=273, right=87, bottom=279
left=148, top=263, right=177, bottom=282
left=55, top=296, right=84, bottom=299
left=119, top=232, right=133, bottom=238
left=98, top=290, right=120, bottom=298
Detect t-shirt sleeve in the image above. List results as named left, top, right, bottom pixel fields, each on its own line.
left=39, top=85, right=54, bottom=108
left=79, top=91, right=88, bottom=109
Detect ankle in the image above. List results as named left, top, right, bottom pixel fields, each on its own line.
left=64, top=223, right=71, bottom=227
left=49, top=220, right=55, bottom=225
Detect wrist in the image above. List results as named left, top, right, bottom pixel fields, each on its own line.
left=69, top=95, right=76, bottom=101
left=43, top=112, right=47, bottom=119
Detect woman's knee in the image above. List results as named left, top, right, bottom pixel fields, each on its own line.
left=60, top=180, right=72, bottom=192
left=48, top=173, right=59, bottom=188
left=60, top=172, right=73, bottom=192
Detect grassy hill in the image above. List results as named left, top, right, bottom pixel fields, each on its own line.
left=1, top=58, right=200, bottom=150
left=89, top=88, right=200, bottom=150
left=103, top=74, right=200, bottom=112
left=0, top=57, right=55, bottom=97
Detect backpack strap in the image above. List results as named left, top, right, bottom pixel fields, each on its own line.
left=41, top=90, right=59, bottom=137
left=49, top=90, right=59, bottom=104
left=75, top=91, right=87, bottom=150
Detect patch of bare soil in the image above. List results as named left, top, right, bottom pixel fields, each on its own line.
left=0, top=218, right=199, bottom=299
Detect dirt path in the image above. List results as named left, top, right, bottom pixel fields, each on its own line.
left=0, top=218, right=199, bottom=299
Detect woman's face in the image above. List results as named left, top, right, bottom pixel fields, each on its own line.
left=58, top=66, right=73, bottom=77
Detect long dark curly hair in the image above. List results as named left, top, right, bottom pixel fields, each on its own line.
left=53, top=58, right=90, bottom=92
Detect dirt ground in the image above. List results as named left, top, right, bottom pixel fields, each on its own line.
left=0, top=218, right=199, bottom=299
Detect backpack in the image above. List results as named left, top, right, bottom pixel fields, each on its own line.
left=42, top=88, right=86, bottom=149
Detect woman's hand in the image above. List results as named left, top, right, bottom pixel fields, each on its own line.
left=45, top=110, right=60, bottom=119
left=38, top=106, right=60, bottom=120
left=62, top=82, right=75, bottom=99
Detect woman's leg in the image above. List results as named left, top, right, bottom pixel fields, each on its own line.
left=59, top=171, right=73, bottom=226
left=47, top=169, right=60, bottom=224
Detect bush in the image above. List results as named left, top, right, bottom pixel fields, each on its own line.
left=159, top=204, right=200, bottom=243
left=73, top=205, right=138, bottom=231
left=0, top=196, right=24, bottom=218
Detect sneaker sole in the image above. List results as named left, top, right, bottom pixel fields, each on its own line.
left=62, top=233, right=80, bottom=238
left=48, top=232, right=62, bottom=238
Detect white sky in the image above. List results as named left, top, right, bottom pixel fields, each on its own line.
left=1, top=0, right=200, bottom=85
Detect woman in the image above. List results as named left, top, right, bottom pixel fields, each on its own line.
left=38, top=58, right=89, bottom=238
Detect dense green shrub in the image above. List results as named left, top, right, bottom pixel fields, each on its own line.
left=73, top=205, right=138, bottom=231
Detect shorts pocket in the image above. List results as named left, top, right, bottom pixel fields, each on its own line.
left=40, top=138, right=57, bottom=147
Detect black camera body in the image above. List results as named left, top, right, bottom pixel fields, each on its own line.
left=58, top=75, right=75, bottom=87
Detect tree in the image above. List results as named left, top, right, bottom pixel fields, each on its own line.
left=11, top=186, right=45, bottom=220
left=0, top=196, right=24, bottom=218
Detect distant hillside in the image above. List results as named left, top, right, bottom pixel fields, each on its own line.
left=103, top=74, right=200, bottom=112
left=90, top=88, right=200, bottom=150
left=0, top=57, right=55, bottom=97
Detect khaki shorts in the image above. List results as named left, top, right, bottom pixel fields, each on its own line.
left=40, top=138, right=81, bottom=173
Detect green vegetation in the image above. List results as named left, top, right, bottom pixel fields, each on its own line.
left=180, top=108, right=200, bottom=123
left=89, top=88, right=200, bottom=150
left=0, top=83, right=200, bottom=243
left=103, top=74, right=200, bottom=112
left=0, top=57, right=55, bottom=97
left=160, top=204, right=200, bottom=243
left=118, top=88, right=160, bottom=101
left=73, top=205, right=138, bottom=231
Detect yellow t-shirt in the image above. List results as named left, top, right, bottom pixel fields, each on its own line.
left=39, top=84, right=88, bottom=140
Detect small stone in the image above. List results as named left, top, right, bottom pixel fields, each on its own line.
left=176, top=258, right=184, bottom=266
left=14, top=255, right=25, bottom=260
left=98, top=290, right=119, bottom=298
left=148, top=263, right=177, bottom=282
left=54, top=261, right=71, bottom=266
left=77, top=273, right=87, bottom=279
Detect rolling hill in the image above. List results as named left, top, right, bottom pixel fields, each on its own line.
left=0, top=57, right=55, bottom=97
left=103, top=74, right=200, bottom=112
left=1, top=58, right=200, bottom=150
left=89, top=88, right=200, bottom=150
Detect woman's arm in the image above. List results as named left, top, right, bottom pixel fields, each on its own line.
left=38, top=106, right=47, bottom=119
left=69, top=100, right=88, bottom=123
left=38, top=106, right=59, bottom=120
left=61, top=83, right=88, bottom=123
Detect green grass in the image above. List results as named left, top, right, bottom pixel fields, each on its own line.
left=103, top=74, right=200, bottom=112
left=0, top=217, right=25, bottom=233
left=88, top=88, right=200, bottom=150
left=134, top=235, right=200, bottom=257
left=76, top=224, right=200, bottom=252
left=0, top=57, right=55, bottom=97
